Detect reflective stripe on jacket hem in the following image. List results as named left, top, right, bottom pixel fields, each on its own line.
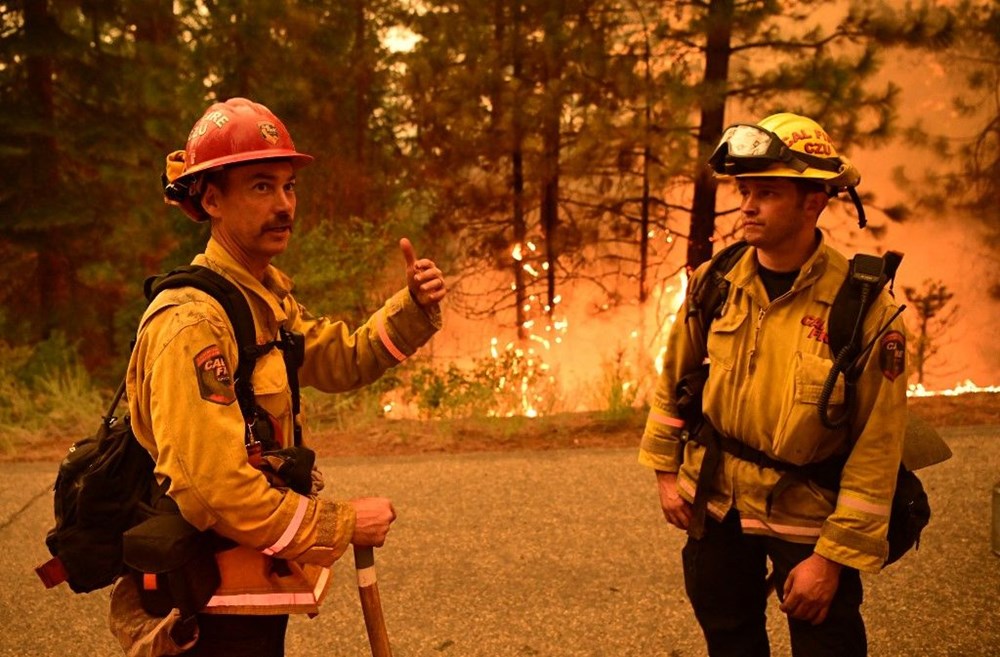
left=741, top=517, right=822, bottom=538
left=677, top=474, right=729, bottom=520
left=205, top=567, right=330, bottom=610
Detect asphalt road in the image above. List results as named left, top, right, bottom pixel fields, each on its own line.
left=1, top=425, right=998, bottom=657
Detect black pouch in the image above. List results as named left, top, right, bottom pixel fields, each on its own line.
left=123, top=512, right=220, bottom=618
left=885, top=466, right=931, bottom=566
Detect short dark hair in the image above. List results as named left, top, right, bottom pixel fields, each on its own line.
left=793, top=179, right=832, bottom=197
left=200, top=168, right=229, bottom=194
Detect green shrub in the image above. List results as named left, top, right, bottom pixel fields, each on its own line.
left=592, top=342, right=655, bottom=421
left=301, top=373, right=403, bottom=433
left=405, top=342, right=562, bottom=419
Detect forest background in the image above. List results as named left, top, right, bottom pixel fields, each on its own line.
left=1, top=0, right=998, bottom=452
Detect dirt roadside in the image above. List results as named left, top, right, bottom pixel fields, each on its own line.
left=5, top=392, right=997, bottom=463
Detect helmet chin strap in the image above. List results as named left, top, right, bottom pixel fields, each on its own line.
left=847, top=186, right=867, bottom=229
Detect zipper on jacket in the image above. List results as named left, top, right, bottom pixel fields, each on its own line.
left=748, top=307, right=766, bottom=373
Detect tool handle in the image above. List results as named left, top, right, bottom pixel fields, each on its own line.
left=354, top=545, right=393, bottom=657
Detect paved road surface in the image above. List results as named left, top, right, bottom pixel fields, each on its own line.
left=1, top=425, right=997, bottom=656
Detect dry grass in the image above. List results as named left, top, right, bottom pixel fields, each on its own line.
left=304, top=393, right=1000, bottom=459
left=4, top=393, right=997, bottom=463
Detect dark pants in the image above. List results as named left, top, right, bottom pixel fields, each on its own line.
left=682, top=511, right=866, bottom=657
left=183, top=613, right=289, bottom=657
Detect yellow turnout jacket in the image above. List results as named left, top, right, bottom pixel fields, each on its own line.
left=640, top=236, right=907, bottom=573
left=125, top=238, right=441, bottom=615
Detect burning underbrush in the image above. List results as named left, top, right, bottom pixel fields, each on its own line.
left=301, top=391, right=1000, bottom=459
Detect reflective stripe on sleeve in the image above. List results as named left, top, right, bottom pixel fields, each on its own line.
left=263, top=494, right=308, bottom=556
left=837, top=491, right=891, bottom=519
left=647, top=409, right=685, bottom=428
left=375, top=309, right=407, bottom=362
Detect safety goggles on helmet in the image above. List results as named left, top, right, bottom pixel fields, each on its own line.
left=709, top=122, right=868, bottom=229
left=708, top=124, right=844, bottom=178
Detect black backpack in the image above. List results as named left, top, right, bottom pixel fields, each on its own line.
left=35, top=265, right=288, bottom=593
left=682, top=241, right=930, bottom=566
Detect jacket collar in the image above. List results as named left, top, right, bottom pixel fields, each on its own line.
left=726, top=230, right=844, bottom=306
left=195, top=238, right=293, bottom=323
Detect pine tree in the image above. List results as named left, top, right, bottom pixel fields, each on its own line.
left=667, top=0, right=956, bottom=269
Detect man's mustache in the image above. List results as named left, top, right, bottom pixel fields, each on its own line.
left=262, top=214, right=293, bottom=232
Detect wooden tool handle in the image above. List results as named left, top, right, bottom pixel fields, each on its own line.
left=354, top=545, right=393, bottom=657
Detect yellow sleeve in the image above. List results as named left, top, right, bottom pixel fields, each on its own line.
left=132, top=300, right=356, bottom=567
left=814, top=296, right=908, bottom=572
left=289, top=288, right=442, bottom=393
left=639, top=266, right=709, bottom=472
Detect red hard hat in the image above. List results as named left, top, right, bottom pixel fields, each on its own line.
left=163, top=98, right=314, bottom=221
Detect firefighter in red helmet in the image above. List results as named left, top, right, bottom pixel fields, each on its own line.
left=162, top=98, right=314, bottom=223
left=110, top=98, right=446, bottom=656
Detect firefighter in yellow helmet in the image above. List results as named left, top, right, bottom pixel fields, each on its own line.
left=640, top=113, right=907, bottom=657
left=109, top=98, right=446, bottom=656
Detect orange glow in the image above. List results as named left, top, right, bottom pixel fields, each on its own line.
left=907, top=381, right=1000, bottom=397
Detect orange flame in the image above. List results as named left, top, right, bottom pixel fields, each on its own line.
left=907, top=380, right=1000, bottom=397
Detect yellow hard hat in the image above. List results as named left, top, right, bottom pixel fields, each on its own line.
left=709, top=112, right=861, bottom=189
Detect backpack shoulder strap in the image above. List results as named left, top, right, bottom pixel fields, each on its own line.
left=818, top=250, right=904, bottom=429
left=688, top=240, right=750, bottom=336
left=827, top=250, right=904, bottom=365
left=143, top=265, right=260, bottom=423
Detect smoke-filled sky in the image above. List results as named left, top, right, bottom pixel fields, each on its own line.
left=844, top=47, right=999, bottom=390
left=429, top=41, right=998, bottom=409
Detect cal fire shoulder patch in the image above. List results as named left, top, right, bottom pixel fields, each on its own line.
left=879, top=330, right=906, bottom=382
left=194, top=345, right=236, bottom=405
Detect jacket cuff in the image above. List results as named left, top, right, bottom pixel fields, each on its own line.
left=295, top=501, right=357, bottom=567
left=638, top=447, right=679, bottom=473
left=376, top=288, right=441, bottom=362
left=814, top=523, right=888, bottom=573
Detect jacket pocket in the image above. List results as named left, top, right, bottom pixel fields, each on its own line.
left=706, top=305, right=748, bottom=372
left=772, top=351, right=846, bottom=465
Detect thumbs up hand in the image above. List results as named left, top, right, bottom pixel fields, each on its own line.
left=401, top=238, right=447, bottom=308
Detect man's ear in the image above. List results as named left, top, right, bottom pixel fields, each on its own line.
left=805, top=190, right=829, bottom=218
left=200, top=182, right=224, bottom=220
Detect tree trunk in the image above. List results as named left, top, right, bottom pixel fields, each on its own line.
left=687, top=0, right=734, bottom=270
left=540, top=2, right=565, bottom=317
left=639, top=17, right=652, bottom=303
left=508, top=1, right=528, bottom=339
left=352, top=0, right=370, bottom=219
left=24, top=0, right=72, bottom=339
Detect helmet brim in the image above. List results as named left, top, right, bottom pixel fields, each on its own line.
left=718, top=156, right=861, bottom=189
left=166, top=150, right=314, bottom=222
left=182, top=149, right=314, bottom=179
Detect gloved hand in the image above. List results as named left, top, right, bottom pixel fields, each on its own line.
left=259, top=446, right=317, bottom=496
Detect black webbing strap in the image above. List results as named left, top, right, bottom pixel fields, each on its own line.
left=145, top=266, right=261, bottom=427
left=685, top=421, right=847, bottom=537
left=687, top=424, right=719, bottom=540
left=144, top=266, right=304, bottom=445
left=277, top=328, right=304, bottom=447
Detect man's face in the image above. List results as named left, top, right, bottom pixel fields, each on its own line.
left=202, top=160, right=298, bottom=267
left=735, top=178, right=823, bottom=252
